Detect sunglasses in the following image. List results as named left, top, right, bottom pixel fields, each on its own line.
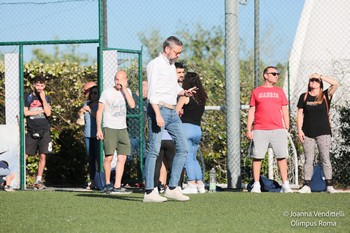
left=309, top=78, right=321, bottom=83
left=267, top=72, right=280, bottom=76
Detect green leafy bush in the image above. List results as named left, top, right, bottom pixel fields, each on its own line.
left=331, top=104, right=350, bottom=188
left=1, top=61, right=98, bottom=186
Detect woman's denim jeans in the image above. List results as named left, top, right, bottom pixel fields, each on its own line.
left=182, top=123, right=203, bottom=181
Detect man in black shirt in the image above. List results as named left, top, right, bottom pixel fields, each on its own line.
left=24, top=75, right=52, bottom=190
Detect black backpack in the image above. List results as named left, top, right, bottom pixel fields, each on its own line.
left=247, top=175, right=281, bottom=192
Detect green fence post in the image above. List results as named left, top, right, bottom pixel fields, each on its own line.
left=19, top=44, right=25, bottom=190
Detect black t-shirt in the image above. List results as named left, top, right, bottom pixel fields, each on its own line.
left=25, top=93, right=51, bottom=131
left=297, top=89, right=331, bottom=138
left=181, top=97, right=205, bottom=126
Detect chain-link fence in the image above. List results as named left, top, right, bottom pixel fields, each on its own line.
left=0, top=0, right=98, bottom=42
left=0, top=44, right=100, bottom=187
left=0, top=46, right=20, bottom=125
left=238, top=0, right=349, bottom=188
left=1, top=0, right=349, bottom=189
left=103, top=49, right=144, bottom=186
left=237, top=0, right=303, bottom=187
left=0, top=0, right=100, bottom=188
left=282, top=0, right=350, bottom=188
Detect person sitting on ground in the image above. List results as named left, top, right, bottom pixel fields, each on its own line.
left=0, top=160, right=15, bottom=192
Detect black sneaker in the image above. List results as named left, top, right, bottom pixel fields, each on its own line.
left=110, top=187, right=133, bottom=195
left=84, top=181, right=98, bottom=190
left=89, top=181, right=98, bottom=190
left=101, top=183, right=113, bottom=194
left=158, top=183, right=166, bottom=194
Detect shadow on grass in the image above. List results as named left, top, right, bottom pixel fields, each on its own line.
left=74, top=193, right=143, bottom=202
left=73, top=186, right=246, bottom=203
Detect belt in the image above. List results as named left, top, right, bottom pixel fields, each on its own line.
left=158, top=102, right=175, bottom=110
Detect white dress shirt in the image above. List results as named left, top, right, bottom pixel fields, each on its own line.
left=147, top=53, right=183, bottom=105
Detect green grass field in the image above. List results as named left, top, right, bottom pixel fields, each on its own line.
left=0, top=189, right=349, bottom=233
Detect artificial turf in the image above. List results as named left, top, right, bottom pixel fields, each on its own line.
left=0, top=190, right=349, bottom=233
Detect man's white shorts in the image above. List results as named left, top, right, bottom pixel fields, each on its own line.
left=252, top=129, right=288, bottom=159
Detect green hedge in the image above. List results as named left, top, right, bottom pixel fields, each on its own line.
left=1, top=62, right=97, bottom=186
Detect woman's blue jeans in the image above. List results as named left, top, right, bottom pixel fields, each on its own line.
left=183, top=123, right=203, bottom=181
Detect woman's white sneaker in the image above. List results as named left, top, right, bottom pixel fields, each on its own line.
left=197, top=183, right=206, bottom=194
left=326, top=186, right=337, bottom=193
left=298, top=185, right=311, bottom=193
left=182, top=184, right=198, bottom=194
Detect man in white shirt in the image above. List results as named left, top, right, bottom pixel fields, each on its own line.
left=143, top=36, right=196, bottom=202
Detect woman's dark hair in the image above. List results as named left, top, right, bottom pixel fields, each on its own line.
left=182, top=72, right=208, bottom=106
left=88, top=86, right=98, bottom=101
left=307, top=78, right=324, bottom=104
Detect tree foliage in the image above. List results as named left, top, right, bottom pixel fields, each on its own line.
left=31, top=44, right=93, bottom=65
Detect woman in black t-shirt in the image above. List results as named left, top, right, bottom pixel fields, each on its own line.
left=297, top=73, right=339, bottom=193
left=176, top=72, right=208, bottom=194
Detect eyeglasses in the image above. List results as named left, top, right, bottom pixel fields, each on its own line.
left=171, top=48, right=182, bottom=56
left=309, top=78, right=321, bottom=83
left=266, top=72, right=280, bottom=76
